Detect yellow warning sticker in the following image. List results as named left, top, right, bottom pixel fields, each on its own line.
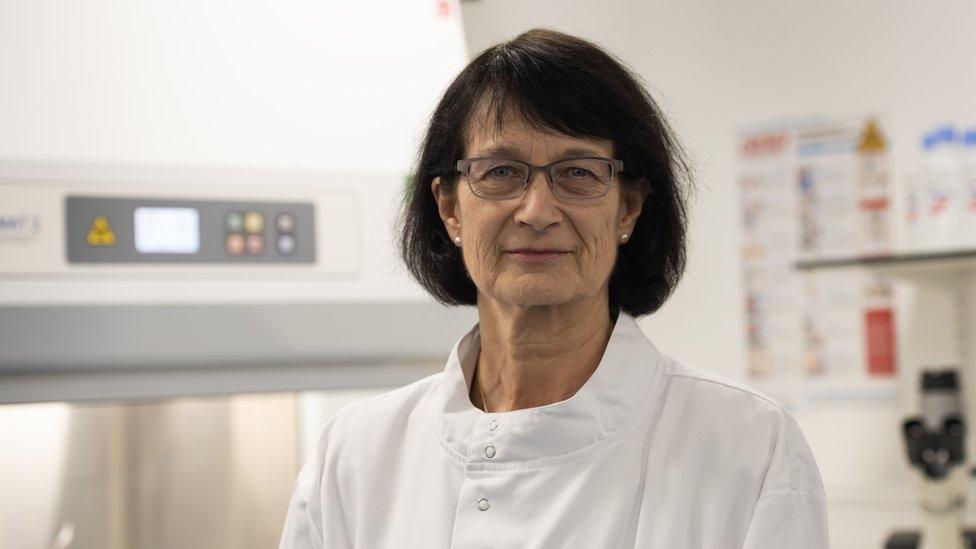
left=858, top=119, right=887, bottom=153
left=85, top=214, right=117, bottom=246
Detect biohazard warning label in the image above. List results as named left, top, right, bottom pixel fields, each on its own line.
left=85, top=214, right=117, bottom=246
left=858, top=119, right=887, bottom=154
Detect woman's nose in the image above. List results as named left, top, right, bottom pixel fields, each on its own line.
left=514, top=169, right=562, bottom=231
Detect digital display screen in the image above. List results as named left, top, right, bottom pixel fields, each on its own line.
left=134, top=207, right=200, bottom=254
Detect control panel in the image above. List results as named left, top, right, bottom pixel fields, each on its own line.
left=0, top=167, right=360, bottom=281
left=66, top=196, right=315, bottom=264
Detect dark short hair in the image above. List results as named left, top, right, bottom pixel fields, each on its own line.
left=397, top=28, right=691, bottom=318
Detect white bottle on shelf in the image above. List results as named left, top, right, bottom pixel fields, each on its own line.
left=961, top=127, right=976, bottom=250
left=919, top=125, right=963, bottom=252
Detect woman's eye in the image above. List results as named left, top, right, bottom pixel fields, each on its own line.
left=490, top=166, right=514, bottom=177
left=568, top=167, right=592, bottom=177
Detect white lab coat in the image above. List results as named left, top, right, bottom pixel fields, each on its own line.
left=279, top=311, right=829, bottom=548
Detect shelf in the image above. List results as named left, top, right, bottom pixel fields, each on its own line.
left=795, top=248, right=976, bottom=272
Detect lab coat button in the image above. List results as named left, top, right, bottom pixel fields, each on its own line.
left=477, top=498, right=490, bottom=511
left=488, top=419, right=498, bottom=431
left=485, top=444, right=496, bottom=458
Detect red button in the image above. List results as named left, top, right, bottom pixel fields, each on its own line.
left=246, top=234, right=264, bottom=255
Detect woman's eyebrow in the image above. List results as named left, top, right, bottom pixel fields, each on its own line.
left=560, top=147, right=606, bottom=157
left=474, top=146, right=523, bottom=157
left=473, top=146, right=606, bottom=158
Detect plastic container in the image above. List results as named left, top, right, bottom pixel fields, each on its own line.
left=961, top=127, right=976, bottom=250
left=917, top=125, right=963, bottom=252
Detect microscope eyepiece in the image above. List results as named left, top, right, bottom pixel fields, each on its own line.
left=922, top=370, right=960, bottom=391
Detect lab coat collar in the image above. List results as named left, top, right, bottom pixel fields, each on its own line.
left=435, top=310, right=662, bottom=466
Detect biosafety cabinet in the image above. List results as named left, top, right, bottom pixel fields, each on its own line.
left=0, top=2, right=473, bottom=548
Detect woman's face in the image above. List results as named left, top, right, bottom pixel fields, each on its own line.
left=432, top=109, right=647, bottom=310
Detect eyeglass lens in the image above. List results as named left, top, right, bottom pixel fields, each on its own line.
left=466, top=158, right=613, bottom=199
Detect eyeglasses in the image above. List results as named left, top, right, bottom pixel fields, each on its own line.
left=455, top=157, right=624, bottom=200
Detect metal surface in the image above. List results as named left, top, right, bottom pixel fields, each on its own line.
left=0, top=302, right=476, bottom=404
left=0, top=392, right=305, bottom=549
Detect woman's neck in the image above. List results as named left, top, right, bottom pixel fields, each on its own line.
left=471, top=295, right=615, bottom=413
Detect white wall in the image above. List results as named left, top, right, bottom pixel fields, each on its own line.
left=458, top=2, right=976, bottom=547
left=0, top=0, right=467, bottom=172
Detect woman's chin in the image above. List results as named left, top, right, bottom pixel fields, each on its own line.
left=493, top=282, right=577, bottom=307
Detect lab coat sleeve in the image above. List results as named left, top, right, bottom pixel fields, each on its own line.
left=278, top=452, right=325, bottom=549
left=741, top=488, right=829, bottom=548
left=741, top=404, right=829, bottom=548
left=279, top=396, right=377, bottom=549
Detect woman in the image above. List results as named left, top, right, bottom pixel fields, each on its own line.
left=280, top=28, right=828, bottom=548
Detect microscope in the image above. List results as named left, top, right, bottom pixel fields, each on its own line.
left=886, top=370, right=976, bottom=548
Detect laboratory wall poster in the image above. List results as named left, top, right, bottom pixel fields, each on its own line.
left=737, top=116, right=898, bottom=407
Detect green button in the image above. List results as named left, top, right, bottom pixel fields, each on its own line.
left=226, top=212, right=244, bottom=232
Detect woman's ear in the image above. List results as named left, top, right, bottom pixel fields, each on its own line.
left=618, top=178, right=650, bottom=231
left=431, top=176, right=461, bottom=235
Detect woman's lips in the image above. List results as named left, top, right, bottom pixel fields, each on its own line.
left=506, top=250, right=570, bottom=262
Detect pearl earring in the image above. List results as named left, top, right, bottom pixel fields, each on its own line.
left=620, top=233, right=629, bottom=243
left=454, top=236, right=462, bottom=246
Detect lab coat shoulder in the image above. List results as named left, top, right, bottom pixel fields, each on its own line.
left=278, top=372, right=442, bottom=549
left=658, top=356, right=825, bottom=494
left=655, top=356, right=829, bottom=547
left=314, top=372, right=442, bottom=458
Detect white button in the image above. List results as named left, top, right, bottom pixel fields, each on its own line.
left=277, top=234, right=296, bottom=255
left=477, top=498, right=490, bottom=511
left=485, top=444, right=496, bottom=458
left=488, top=419, right=498, bottom=431
left=276, top=213, right=296, bottom=233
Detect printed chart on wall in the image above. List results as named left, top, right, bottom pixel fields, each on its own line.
left=737, top=115, right=900, bottom=409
